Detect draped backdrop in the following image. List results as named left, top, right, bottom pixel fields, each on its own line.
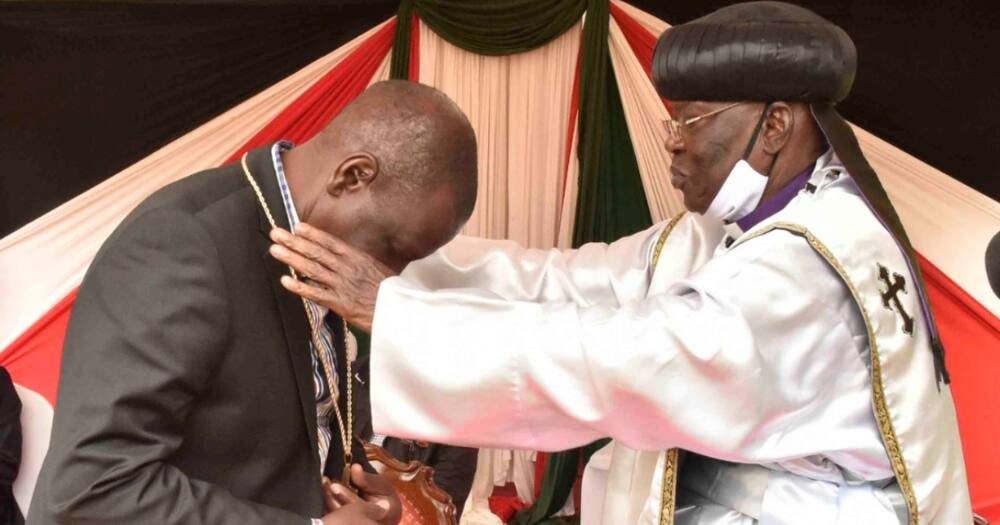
left=1, top=1, right=998, bottom=521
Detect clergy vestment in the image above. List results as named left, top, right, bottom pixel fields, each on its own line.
left=366, top=149, right=970, bottom=524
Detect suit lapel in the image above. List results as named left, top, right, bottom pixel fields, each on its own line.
left=244, top=145, right=320, bottom=462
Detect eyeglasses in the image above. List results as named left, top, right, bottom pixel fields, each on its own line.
left=663, top=102, right=743, bottom=141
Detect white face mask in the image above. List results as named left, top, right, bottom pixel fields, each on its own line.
left=702, top=159, right=769, bottom=223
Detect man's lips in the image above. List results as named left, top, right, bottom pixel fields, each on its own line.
left=670, top=167, right=688, bottom=190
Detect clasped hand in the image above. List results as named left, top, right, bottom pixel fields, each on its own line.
left=319, top=464, right=402, bottom=525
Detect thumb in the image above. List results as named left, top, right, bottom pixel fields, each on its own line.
left=350, top=464, right=369, bottom=489
left=351, top=464, right=393, bottom=498
left=361, top=500, right=388, bottom=520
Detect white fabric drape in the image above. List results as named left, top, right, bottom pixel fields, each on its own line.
left=418, top=20, right=582, bottom=249
left=610, top=0, right=1000, bottom=315
left=369, top=48, right=393, bottom=85
left=855, top=127, right=1000, bottom=314
left=556, top=118, right=581, bottom=248
left=612, top=1, right=666, bottom=36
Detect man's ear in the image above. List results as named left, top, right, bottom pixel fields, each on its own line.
left=760, top=102, right=794, bottom=156
left=327, top=152, right=379, bottom=197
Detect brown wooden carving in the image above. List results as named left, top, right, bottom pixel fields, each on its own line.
left=364, top=442, right=458, bottom=525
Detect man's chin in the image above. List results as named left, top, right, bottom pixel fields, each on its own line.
left=681, top=194, right=708, bottom=215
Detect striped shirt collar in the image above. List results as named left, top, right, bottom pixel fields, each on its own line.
left=271, top=141, right=329, bottom=320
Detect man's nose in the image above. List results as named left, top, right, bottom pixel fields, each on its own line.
left=664, top=132, right=684, bottom=156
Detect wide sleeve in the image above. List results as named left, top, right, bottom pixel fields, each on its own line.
left=35, top=208, right=308, bottom=525
left=370, top=230, right=874, bottom=464
left=399, top=222, right=667, bottom=307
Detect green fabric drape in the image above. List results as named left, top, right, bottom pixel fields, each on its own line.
left=572, top=0, right=652, bottom=247
left=392, top=0, right=586, bottom=61
left=390, top=0, right=589, bottom=77
left=513, top=438, right=610, bottom=525
left=349, top=326, right=371, bottom=360
left=389, top=2, right=415, bottom=79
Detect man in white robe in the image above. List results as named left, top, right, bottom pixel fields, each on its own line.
left=268, top=2, right=972, bottom=523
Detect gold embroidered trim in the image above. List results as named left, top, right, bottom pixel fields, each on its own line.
left=658, top=448, right=680, bottom=525
left=731, top=222, right=919, bottom=524
left=651, top=212, right=686, bottom=268
left=649, top=212, right=685, bottom=525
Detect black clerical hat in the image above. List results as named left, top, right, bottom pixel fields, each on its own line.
left=652, top=1, right=856, bottom=104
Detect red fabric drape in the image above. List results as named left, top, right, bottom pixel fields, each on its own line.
left=608, top=4, right=672, bottom=114
left=920, top=255, right=1000, bottom=520
left=409, top=14, right=420, bottom=81
left=0, top=290, right=77, bottom=405
left=226, top=19, right=396, bottom=162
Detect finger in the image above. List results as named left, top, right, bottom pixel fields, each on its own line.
left=269, top=227, right=292, bottom=240
left=272, top=224, right=350, bottom=269
left=350, top=464, right=388, bottom=495
left=272, top=227, right=344, bottom=267
left=272, top=232, right=359, bottom=283
left=359, top=500, right=390, bottom=521
left=295, top=222, right=350, bottom=256
left=269, top=243, right=336, bottom=281
left=280, top=275, right=343, bottom=306
left=321, top=478, right=340, bottom=512
left=351, top=466, right=394, bottom=516
left=329, top=482, right=364, bottom=506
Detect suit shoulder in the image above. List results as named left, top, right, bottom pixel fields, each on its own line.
left=133, top=162, right=247, bottom=217
left=98, top=163, right=250, bottom=256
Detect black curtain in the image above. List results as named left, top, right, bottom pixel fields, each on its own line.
left=0, top=0, right=397, bottom=237
left=1, top=0, right=995, bottom=238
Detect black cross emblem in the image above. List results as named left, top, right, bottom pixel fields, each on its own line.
left=877, top=263, right=914, bottom=335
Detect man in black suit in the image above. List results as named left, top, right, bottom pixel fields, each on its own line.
left=28, top=80, right=478, bottom=525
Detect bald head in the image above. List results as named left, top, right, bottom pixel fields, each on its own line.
left=319, top=80, right=478, bottom=220
left=284, top=80, right=478, bottom=273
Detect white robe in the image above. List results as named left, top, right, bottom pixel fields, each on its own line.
left=368, top=156, right=967, bottom=523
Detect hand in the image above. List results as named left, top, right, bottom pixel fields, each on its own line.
left=269, top=223, right=397, bottom=333
left=348, top=464, right=402, bottom=525
left=320, top=467, right=401, bottom=525
left=319, top=476, right=383, bottom=525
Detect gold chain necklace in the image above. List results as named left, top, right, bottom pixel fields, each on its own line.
left=240, top=153, right=355, bottom=489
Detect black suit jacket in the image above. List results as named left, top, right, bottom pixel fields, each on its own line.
left=28, top=145, right=366, bottom=525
